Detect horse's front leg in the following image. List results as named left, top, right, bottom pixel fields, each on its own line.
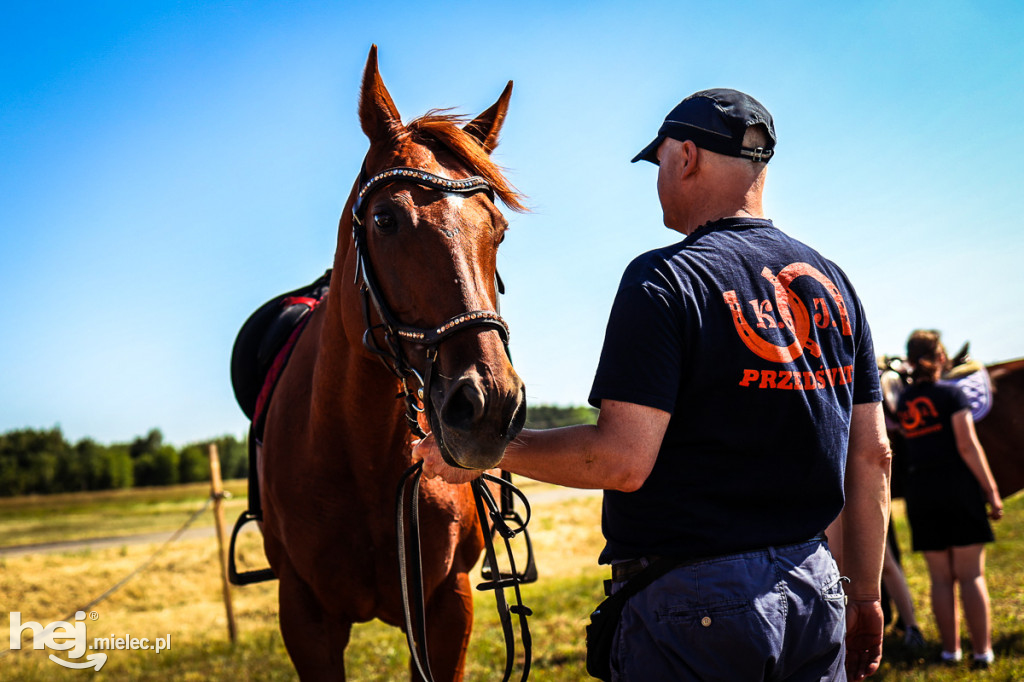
left=414, top=568, right=474, bottom=682
left=277, top=558, right=352, bottom=681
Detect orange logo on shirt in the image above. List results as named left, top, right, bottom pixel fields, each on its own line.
left=898, top=397, right=941, bottom=435
left=723, top=262, right=852, bottom=364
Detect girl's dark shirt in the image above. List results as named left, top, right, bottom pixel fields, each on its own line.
left=896, top=380, right=970, bottom=474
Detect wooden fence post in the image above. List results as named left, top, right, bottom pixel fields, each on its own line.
left=208, top=443, right=238, bottom=644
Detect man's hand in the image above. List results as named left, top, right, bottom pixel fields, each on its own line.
left=845, top=598, right=884, bottom=680
left=412, top=434, right=482, bottom=484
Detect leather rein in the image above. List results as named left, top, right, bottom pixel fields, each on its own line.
left=352, top=162, right=536, bottom=681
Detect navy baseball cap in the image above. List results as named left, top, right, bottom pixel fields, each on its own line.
left=632, top=88, right=776, bottom=165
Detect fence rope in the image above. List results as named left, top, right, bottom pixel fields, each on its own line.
left=0, top=494, right=215, bottom=658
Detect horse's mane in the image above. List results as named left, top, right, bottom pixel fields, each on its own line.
left=406, top=111, right=527, bottom=213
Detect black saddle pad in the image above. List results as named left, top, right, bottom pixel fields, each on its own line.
left=231, top=270, right=331, bottom=423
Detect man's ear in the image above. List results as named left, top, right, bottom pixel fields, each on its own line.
left=679, top=140, right=701, bottom=178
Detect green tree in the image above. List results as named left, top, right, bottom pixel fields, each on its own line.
left=0, top=452, right=19, bottom=496
left=215, top=435, right=248, bottom=480
left=178, top=445, right=209, bottom=484
left=0, top=427, right=70, bottom=495
left=103, top=445, right=134, bottom=489
left=129, top=428, right=164, bottom=459
left=525, top=404, right=599, bottom=429
left=77, top=438, right=104, bottom=489
left=133, top=445, right=179, bottom=487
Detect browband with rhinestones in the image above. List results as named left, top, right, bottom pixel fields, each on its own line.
left=352, top=167, right=492, bottom=222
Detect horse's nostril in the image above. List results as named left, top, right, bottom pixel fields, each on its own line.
left=502, top=392, right=526, bottom=439
left=442, top=381, right=485, bottom=431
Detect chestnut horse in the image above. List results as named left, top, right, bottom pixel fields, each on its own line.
left=259, top=47, right=527, bottom=680
left=972, top=358, right=1024, bottom=497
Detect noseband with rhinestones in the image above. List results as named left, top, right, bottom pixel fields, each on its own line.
left=350, top=163, right=512, bottom=453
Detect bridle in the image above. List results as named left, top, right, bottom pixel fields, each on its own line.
left=352, top=161, right=535, bottom=681
left=351, top=164, right=512, bottom=459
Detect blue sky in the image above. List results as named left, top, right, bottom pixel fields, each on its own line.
left=2, top=1, right=1022, bottom=446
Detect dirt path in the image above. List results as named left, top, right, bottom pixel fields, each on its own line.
left=0, top=526, right=219, bottom=558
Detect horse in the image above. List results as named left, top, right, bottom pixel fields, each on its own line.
left=971, top=357, right=1024, bottom=497
left=257, top=46, right=528, bottom=680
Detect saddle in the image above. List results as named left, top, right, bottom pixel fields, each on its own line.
left=231, top=269, right=331, bottom=437
left=945, top=364, right=993, bottom=422
left=227, top=269, right=330, bottom=585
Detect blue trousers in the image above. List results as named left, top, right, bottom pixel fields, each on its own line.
left=610, top=538, right=846, bottom=681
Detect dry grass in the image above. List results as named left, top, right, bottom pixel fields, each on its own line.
left=0, top=483, right=604, bottom=680
left=1, top=483, right=1022, bottom=680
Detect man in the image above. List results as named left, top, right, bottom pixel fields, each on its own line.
left=416, top=88, right=890, bottom=681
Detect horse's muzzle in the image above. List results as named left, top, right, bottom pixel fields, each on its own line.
left=432, top=368, right=526, bottom=470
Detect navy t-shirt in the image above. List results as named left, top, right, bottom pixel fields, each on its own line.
left=589, top=218, right=881, bottom=562
left=896, top=381, right=971, bottom=473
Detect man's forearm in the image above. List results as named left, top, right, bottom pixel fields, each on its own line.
left=420, top=399, right=669, bottom=490
left=500, top=425, right=630, bottom=490
left=842, top=403, right=892, bottom=600
left=842, top=461, right=890, bottom=599
left=501, top=400, right=669, bottom=491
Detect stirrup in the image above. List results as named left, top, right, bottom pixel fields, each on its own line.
left=227, top=510, right=277, bottom=585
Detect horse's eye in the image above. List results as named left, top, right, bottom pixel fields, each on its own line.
left=372, top=211, right=397, bottom=234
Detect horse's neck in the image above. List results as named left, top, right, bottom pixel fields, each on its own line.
left=989, top=357, right=1024, bottom=381
left=308, top=287, right=414, bottom=478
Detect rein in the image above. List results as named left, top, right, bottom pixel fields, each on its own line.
left=353, top=162, right=536, bottom=680
left=397, top=463, right=535, bottom=682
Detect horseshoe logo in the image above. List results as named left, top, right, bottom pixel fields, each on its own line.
left=723, top=262, right=852, bottom=364
left=898, top=397, right=938, bottom=431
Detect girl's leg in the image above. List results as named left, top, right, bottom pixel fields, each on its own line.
left=951, top=544, right=992, bottom=657
left=882, top=541, right=919, bottom=630
left=924, top=550, right=960, bottom=654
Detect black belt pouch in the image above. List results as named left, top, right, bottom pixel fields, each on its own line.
left=585, top=558, right=677, bottom=680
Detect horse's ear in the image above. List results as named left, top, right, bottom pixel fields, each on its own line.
left=464, top=81, right=512, bottom=154
left=359, top=44, right=404, bottom=143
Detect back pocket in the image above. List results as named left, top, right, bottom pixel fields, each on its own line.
left=657, top=598, right=753, bottom=624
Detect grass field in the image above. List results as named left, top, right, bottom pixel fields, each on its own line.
left=1, top=481, right=1022, bottom=680
left=0, top=481, right=250, bottom=548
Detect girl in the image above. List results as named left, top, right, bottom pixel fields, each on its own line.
left=897, top=330, right=1003, bottom=668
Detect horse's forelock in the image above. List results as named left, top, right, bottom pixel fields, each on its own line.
left=406, top=111, right=527, bottom=213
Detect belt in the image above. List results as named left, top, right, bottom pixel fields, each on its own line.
left=610, top=532, right=828, bottom=584
left=611, top=556, right=662, bottom=583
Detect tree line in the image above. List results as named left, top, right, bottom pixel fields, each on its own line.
left=0, top=405, right=595, bottom=497
left=0, top=427, right=246, bottom=497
